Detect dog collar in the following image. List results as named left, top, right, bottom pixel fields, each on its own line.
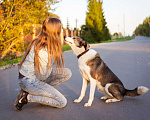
left=77, top=49, right=89, bottom=59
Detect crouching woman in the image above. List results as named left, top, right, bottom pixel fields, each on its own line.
left=14, top=17, right=72, bottom=111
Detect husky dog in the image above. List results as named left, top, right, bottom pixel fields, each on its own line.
left=64, top=36, right=149, bottom=107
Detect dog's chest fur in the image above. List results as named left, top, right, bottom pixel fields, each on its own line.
left=78, top=49, right=96, bottom=80
left=78, top=49, right=108, bottom=95
left=78, top=49, right=103, bottom=83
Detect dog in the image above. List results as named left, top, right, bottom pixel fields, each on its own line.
left=64, top=36, right=149, bottom=107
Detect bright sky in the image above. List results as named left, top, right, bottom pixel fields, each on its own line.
left=52, top=0, right=150, bottom=36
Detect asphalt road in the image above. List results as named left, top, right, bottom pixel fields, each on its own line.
left=0, top=36, right=150, bottom=120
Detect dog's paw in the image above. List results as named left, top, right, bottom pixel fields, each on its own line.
left=105, top=98, right=120, bottom=103
left=101, top=96, right=108, bottom=100
left=74, top=99, right=81, bottom=103
left=105, top=99, right=112, bottom=103
left=84, top=103, right=92, bottom=107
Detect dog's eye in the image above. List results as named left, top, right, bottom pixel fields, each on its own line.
left=73, top=37, right=76, bottom=39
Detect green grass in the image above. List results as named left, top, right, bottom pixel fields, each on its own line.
left=0, top=36, right=134, bottom=67
left=0, top=57, right=22, bottom=67
left=113, top=36, right=135, bottom=41
left=101, top=36, right=135, bottom=43
left=62, top=44, right=71, bottom=51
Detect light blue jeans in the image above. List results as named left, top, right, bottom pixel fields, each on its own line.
left=19, top=68, right=72, bottom=108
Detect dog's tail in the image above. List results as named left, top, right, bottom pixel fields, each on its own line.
left=125, top=86, right=149, bottom=97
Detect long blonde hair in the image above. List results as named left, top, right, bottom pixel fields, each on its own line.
left=19, top=17, right=65, bottom=78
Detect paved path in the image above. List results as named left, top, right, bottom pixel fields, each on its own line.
left=0, top=36, right=150, bottom=120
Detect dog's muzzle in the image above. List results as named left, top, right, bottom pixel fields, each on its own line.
left=64, top=36, right=72, bottom=44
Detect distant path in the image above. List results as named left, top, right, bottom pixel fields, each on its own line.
left=0, top=36, right=150, bottom=120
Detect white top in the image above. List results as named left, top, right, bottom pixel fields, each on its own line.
left=19, top=45, right=52, bottom=80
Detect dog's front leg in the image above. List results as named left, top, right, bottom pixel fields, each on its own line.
left=84, top=79, right=96, bottom=107
left=74, top=78, right=89, bottom=103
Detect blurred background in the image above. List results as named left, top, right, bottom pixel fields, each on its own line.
left=0, top=0, right=150, bottom=67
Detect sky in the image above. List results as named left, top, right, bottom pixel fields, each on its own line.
left=52, top=0, right=150, bottom=36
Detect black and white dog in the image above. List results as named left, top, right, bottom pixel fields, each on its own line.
left=64, top=36, right=149, bottom=107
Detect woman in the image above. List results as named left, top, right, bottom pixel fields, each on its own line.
left=14, top=17, right=72, bottom=111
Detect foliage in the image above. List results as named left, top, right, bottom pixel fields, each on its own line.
left=112, top=32, right=118, bottom=39
left=0, top=0, right=60, bottom=59
left=118, top=32, right=123, bottom=38
left=81, top=0, right=111, bottom=43
left=0, top=3, right=3, bottom=20
left=134, top=16, right=150, bottom=36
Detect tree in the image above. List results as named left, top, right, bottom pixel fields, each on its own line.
left=81, top=0, right=111, bottom=43
left=113, top=32, right=119, bottom=39
left=0, top=0, right=60, bottom=59
left=134, top=16, right=150, bottom=36
left=118, top=32, right=123, bottom=38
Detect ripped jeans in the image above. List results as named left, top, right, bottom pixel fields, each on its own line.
left=19, top=68, right=72, bottom=108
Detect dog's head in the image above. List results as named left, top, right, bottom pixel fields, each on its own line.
left=64, top=36, right=90, bottom=53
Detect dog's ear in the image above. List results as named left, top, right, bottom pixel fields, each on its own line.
left=80, top=40, right=90, bottom=50
left=86, top=44, right=90, bottom=50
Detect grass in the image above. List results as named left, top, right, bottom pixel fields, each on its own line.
left=0, top=57, right=22, bottom=67
left=0, top=36, right=134, bottom=67
left=101, top=36, right=135, bottom=43
left=62, top=44, right=71, bottom=51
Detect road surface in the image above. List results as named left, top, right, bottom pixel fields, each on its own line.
left=0, top=36, right=150, bottom=120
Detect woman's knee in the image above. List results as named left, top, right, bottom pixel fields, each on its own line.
left=59, top=97, right=67, bottom=108
left=65, top=68, right=72, bottom=79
